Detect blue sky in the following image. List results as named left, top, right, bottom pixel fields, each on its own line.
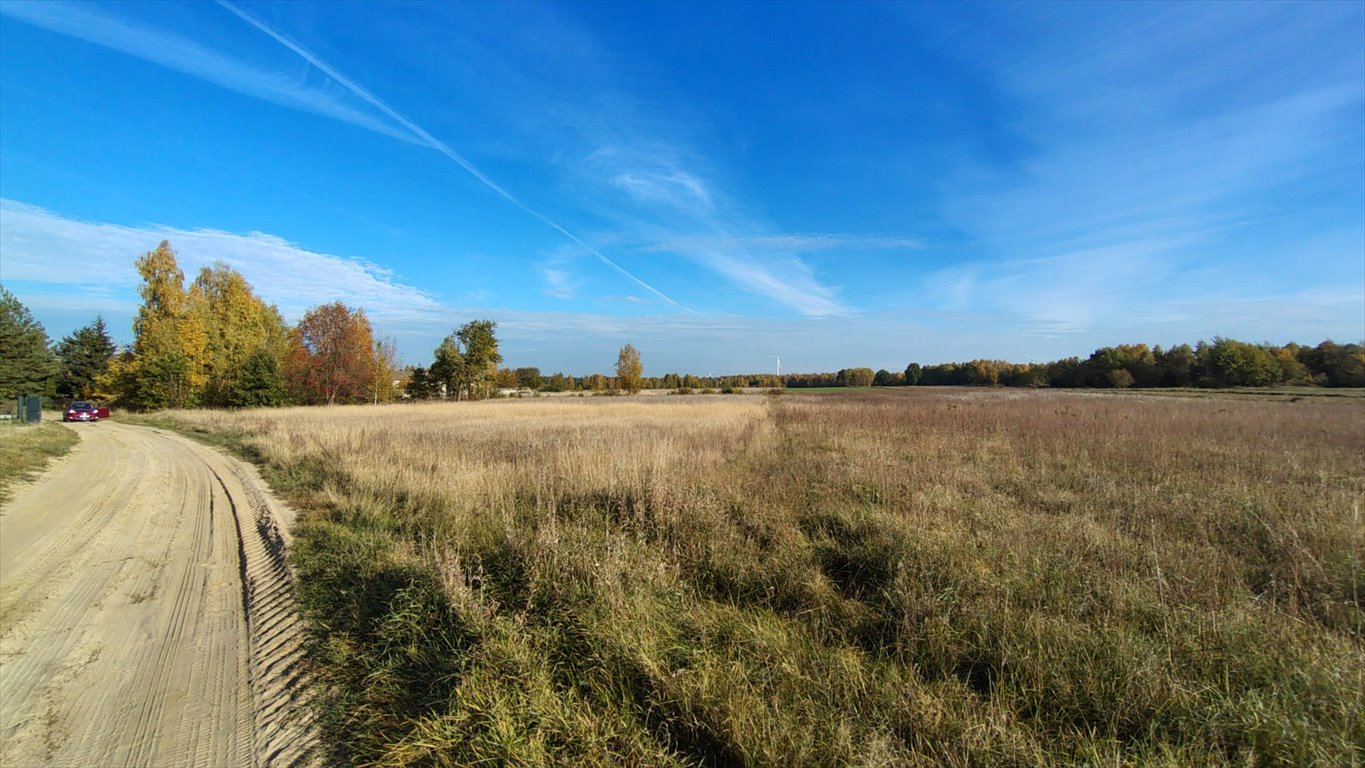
left=1, top=0, right=1361, bottom=375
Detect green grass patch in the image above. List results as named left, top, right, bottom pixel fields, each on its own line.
left=0, top=421, right=80, bottom=504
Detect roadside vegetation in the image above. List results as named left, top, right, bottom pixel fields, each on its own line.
left=0, top=421, right=80, bottom=504
left=156, top=389, right=1364, bottom=767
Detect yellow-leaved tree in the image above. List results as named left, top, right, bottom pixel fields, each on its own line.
left=188, top=262, right=290, bottom=407
left=616, top=344, right=643, bottom=394
left=121, top=241, right=209, bottom=409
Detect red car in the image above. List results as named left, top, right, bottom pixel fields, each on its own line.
left=64, top=401, right=103, bottom=422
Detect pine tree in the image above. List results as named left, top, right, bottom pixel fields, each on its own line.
left=0, top=285, right=58, bottom=400
left=56, top=316, right=117, bottom=399
left=230, top=347, right=288, bottom=408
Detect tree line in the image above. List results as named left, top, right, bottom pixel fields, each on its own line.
left=0, top=241, right=412, bottom=409
left=4, top=246, right=1361, bottom=410
left=888, top=339, right=1364, bottom=390
left=400, top=338, right=1364, bottom=397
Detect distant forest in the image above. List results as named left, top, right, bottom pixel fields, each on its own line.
left=518, top=339, right=1357, bottom=393
left=486, top=338, right=1364, bottom=393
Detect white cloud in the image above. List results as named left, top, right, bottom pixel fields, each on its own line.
left=542, top=268, right=574, bottom=300
left=610, top=170, right=713, bottom=211
left=0, top=199, right=445, bottom=328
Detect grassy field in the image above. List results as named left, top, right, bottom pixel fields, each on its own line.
left=156, top=389, right=1364, bottom=767
left=0, top=420, right=80, bottom=505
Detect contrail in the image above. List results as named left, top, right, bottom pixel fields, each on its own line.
left=215, top=0, right=691, bottom=312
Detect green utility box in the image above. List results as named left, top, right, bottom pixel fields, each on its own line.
left=16, top=395, right=42, bottom=423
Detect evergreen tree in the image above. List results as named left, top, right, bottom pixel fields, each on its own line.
left=56, top=316, right=117, bottom=399
left=0, top=285, right=58, bottom=400
left=229, top=347, right=288, bottom=407
left=405, top=366, right=434, bottom=399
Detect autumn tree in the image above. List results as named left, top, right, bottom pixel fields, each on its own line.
left=121, top=241, right=209, bottom=410
left=546, top=372, right=574, bottom=392
left=287, top=302, right=377, bottom=405
left=370, top=335, right=400, bottom=404
left=1298, top=340, right=1365, bottom=387
left=616, top=344, right=643, bottom=394
left=495, top=368, right=520, bottom=389
left=1083, top=344, right=1158, bottom=388
left=55, top=316, right=117, bottom=400
left=0, top=285, right=58, bottom=400
left=836, top=367, right=874, bottom=387
left=1196, top=337, right=1281, bottom=387
left=188, top=262, right=290, bottom=407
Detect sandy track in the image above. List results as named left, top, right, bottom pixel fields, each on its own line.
left=0, top=422, right=317, bottom=767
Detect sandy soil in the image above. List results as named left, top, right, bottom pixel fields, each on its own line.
left=0, top=421, right=317, bottom=767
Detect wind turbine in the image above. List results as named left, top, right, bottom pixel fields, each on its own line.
left=771, top=353, right=782, bottom=378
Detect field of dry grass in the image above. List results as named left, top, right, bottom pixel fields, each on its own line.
left=157, top=389, right=1364, bottom=766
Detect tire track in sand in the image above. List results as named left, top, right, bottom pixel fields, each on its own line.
left=0, top=421, right=317, bottom=767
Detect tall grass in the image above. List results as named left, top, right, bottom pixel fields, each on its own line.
left=159, top=390, right=1365, bottom=766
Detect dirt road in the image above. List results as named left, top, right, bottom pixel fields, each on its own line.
left=0, top=421, right=316, bottom=767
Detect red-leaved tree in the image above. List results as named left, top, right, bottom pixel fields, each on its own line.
left=287, top=302, right=376, bottom=405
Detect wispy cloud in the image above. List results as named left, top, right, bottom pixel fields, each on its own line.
left=926, top=2, right=1364, bottom=337
left=541, top=267, right=575, bottom=300
left=0, top=0, right=415, bottom=144
left=0, top=0, right=689, bottom=313
left=212, top=0, right=691, bottom=314
left=579, top=137, right=864, bottom=316
left=0, top=199, right=444, bottom=328
left=609, top=170, right=714, bottom=211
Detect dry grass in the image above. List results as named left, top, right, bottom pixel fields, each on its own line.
left=157, top=389, right=1365, bottom=766
left=0, top=421, right=79, bottom=504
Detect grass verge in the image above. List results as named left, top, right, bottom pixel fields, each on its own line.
left=0, top=421, right=80, bottom=504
